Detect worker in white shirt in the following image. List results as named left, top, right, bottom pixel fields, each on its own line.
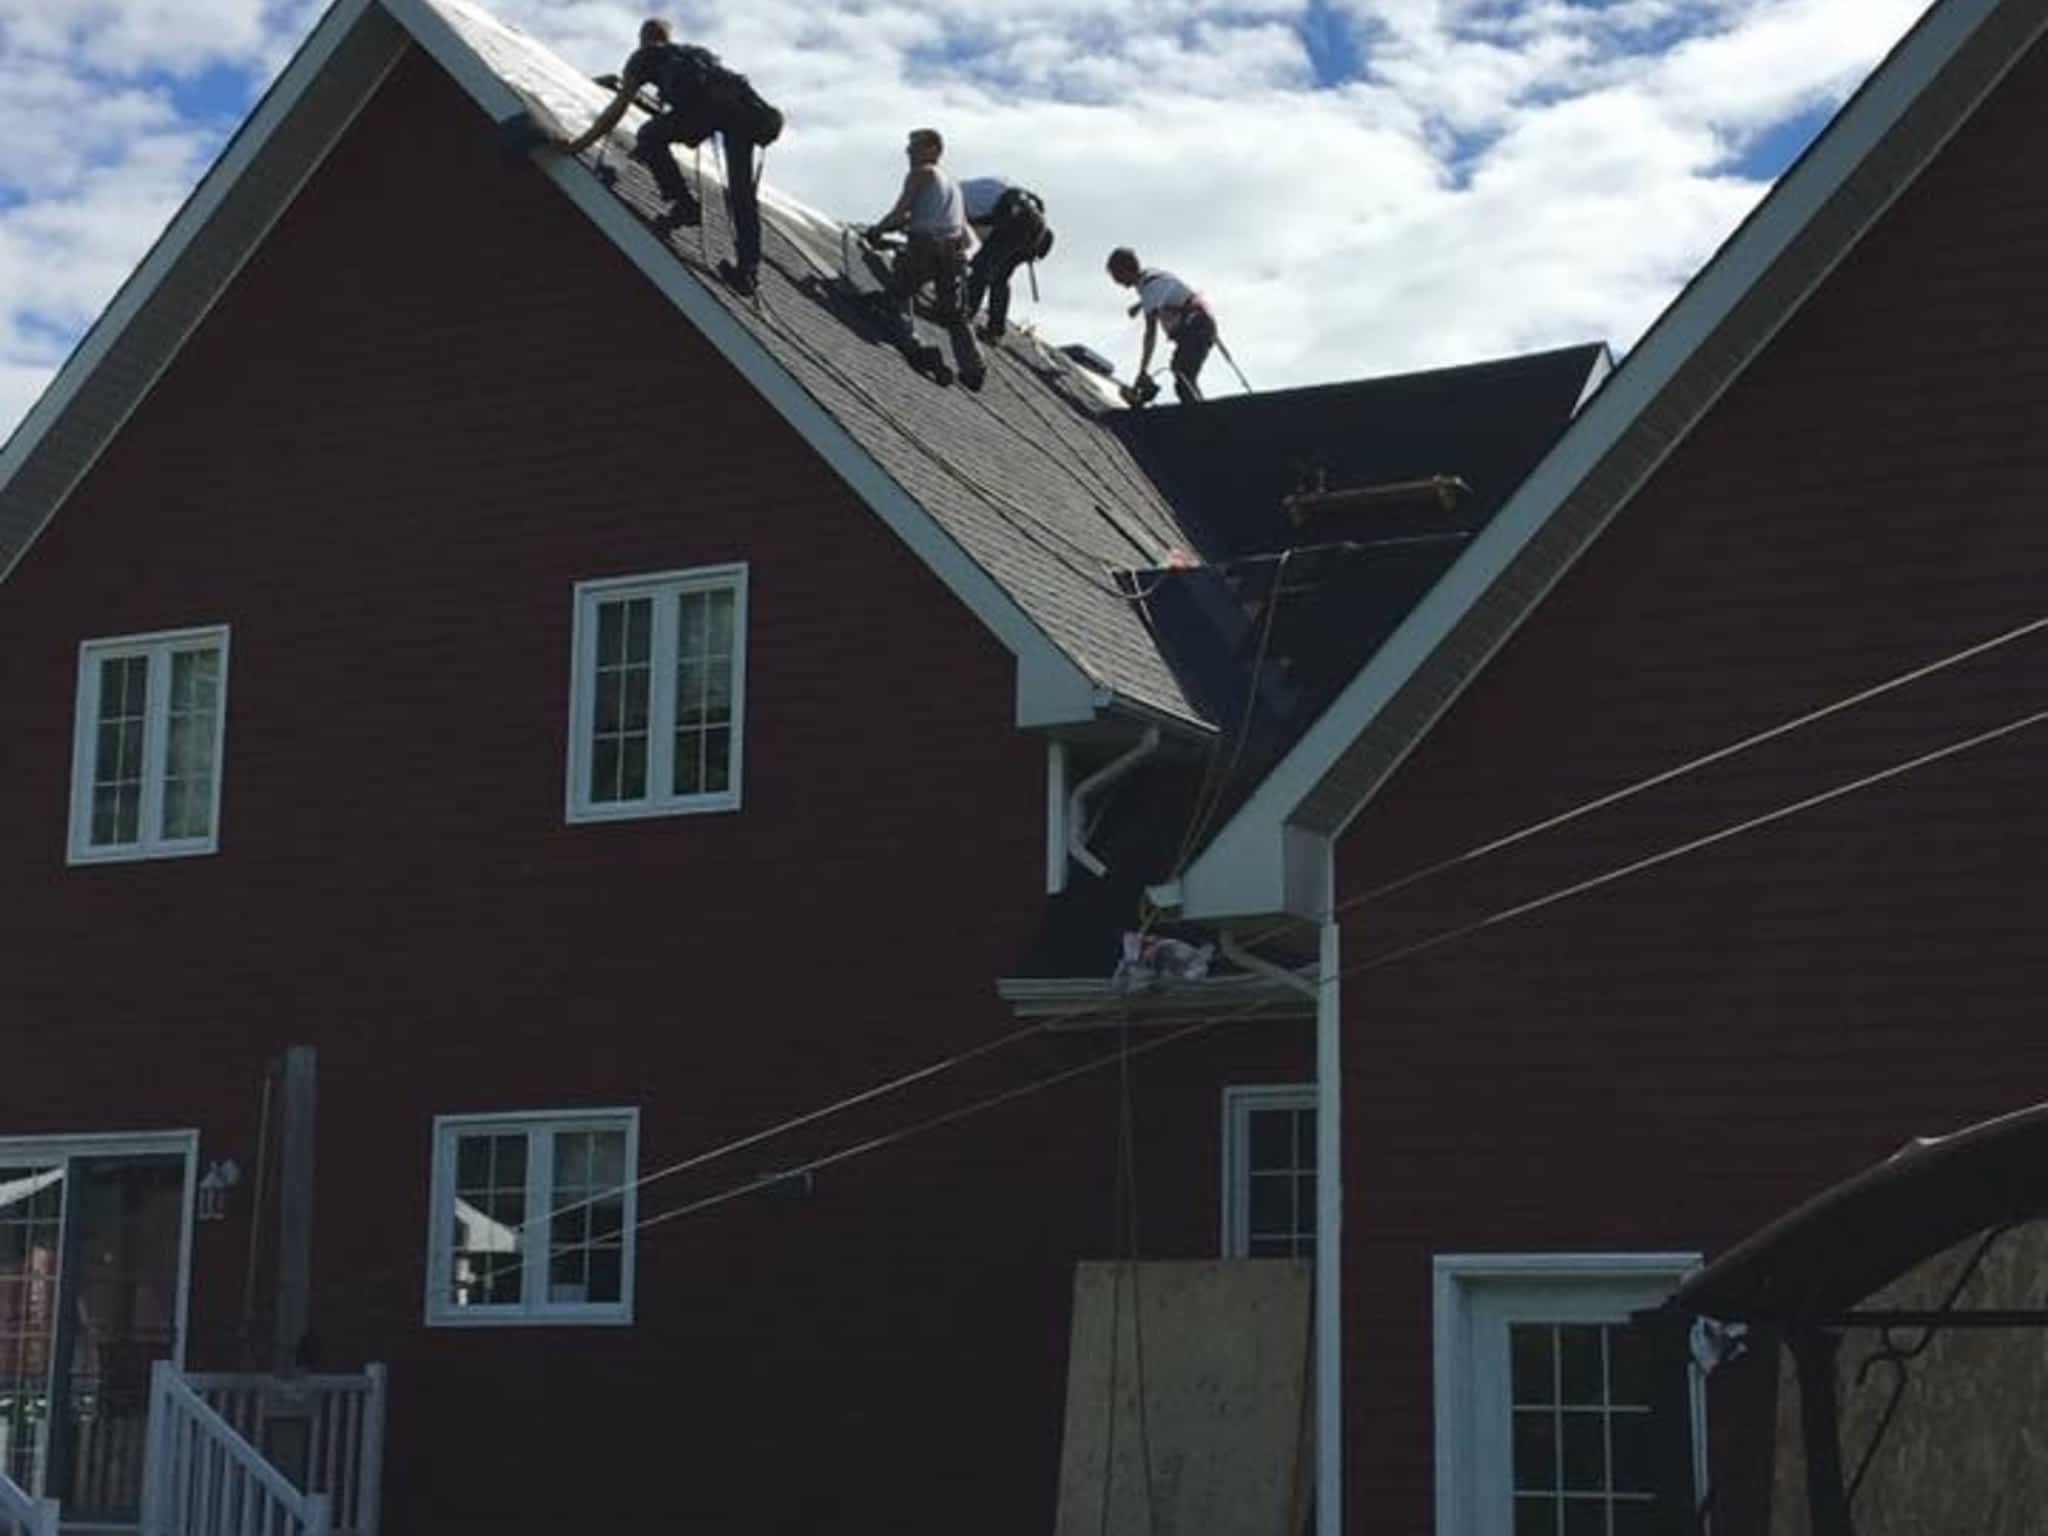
left=960, top=176, right=1051, bottom=342
left=1106, top=247, right=1216, bottom=405
left=865, top=128, right=985, bottom=389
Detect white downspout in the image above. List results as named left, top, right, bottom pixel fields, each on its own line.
left=1065, top=727, right=1161, bottom=878
left=1220, top=919, right=1339, bottom=1535
left=1317, top=900, right=1342, bottom=1536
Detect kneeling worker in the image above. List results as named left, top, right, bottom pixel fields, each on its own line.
left=867, top=128, right=985, bottom=389
left=1106, top=248, right=1215, bottom=405
left=961, top=176, right=1052, bottom=342
left=556, top=18, right=781, bottom=296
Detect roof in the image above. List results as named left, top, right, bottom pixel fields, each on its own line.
left=1017, top=347, right=1607, bottom=980
left=1170, top=0, right=2048, bottom=922
left=0, top=0, right=1209, bottom=731
left=1669, top=1101, right=2048, bottom=1325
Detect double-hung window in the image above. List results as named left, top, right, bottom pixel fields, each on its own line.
left=68, top=626, right=229, bottom=863
left=1433, top=1254, right=1704, bottom=1536
left=426, top=1110, right=639, bottom=1326
left=1222, top=1084, right=1317, bottom=1258
left=567, top=567, right=747, bottom=821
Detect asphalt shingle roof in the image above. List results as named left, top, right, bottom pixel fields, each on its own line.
left=431, top=0, right=1207, bottom=726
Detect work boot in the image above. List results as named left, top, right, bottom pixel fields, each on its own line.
left=716, top=261, right=757, bottom=298
left=977, top=323, right=1004, bottom=345
left=654, top=195, right=703, bottom=232
left=959, top=365, right=987, bottom=393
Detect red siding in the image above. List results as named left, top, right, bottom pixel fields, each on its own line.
left=1336, top=32, right=2048, bottom=1533
left=0, top=47, right=1306, bottom=1533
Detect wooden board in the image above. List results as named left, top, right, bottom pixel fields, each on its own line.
left=1055, top=1260, right=1313, bottom=1536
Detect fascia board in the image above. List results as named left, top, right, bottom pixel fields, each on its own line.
left=380, top=0, right=1101, bottom=730
left=1172, top=0, right=2024, bottom=922
left=0, top=0, right=392, bottom=587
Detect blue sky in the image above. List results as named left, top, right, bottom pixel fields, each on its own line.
left=0, top=0, right=1933, bottom=437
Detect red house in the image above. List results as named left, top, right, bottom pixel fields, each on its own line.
left=0, top=1, right=1610, bottom=1533
left=1163, top=0, right=2048, bottom=1528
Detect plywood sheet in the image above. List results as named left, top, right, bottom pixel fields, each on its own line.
left=1055, top=1260, right=1312, bottom=1536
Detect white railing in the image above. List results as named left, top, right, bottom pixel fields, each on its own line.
left=185, top=1369, right=385, bottom=1536
left=0, top=1467, right=56, bottom=1536
left=141, top=1362, right=332, bottom=1536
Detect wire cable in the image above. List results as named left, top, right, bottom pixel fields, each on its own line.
left=626, top=699, right=2044, bottom=1229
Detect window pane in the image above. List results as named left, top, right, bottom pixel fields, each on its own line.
left=1560, top=1412, right=1605, bottom=1491
left=1610, top=1412, right=1651, bottom=1494
left=1561, top=1498, right=1606, bottom=1536
left=702, top=726, right=731, bottom=793
left=1513, top=1410, right=1555, bottom=1492
left=1248, top=1108, right=1292, bottom=1168
left=675, top=732, right=703, bottom=795
left=586, top=1245, right=623, bottom=1304
left=597, top=602, right=624, bottom=665
left=1248, top=1173, right=1291, bottom=1233
left=90, top=656, right=150, bottom=847
left=547, top=1127, right=629, bottom=1309
left=625, top=597, right=652, bottom=663
left=1295, top=1108, right=1316, bottom=1169
left=1558, top=1325, right=1604, bottom=1405
left=1608, top=1324, right=1652, bottom=1407
left=1512, top=1324, right=1555, bottom=1406
left=1515, top=1498, right=1558, bottom=1536
left=620, top=735, right=647, bottom=798
left=449, top=1131, right=527, bottom=1309
left=1611, top=1499, right=1655, bottom=1536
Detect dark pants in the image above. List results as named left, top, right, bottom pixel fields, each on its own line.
left=966, top=200, right=1048, bottom=336
left=884, top=236, right=984, bottom=382
left=1168, top=310, right=1217, bottom=402
left=632, top=115, right=761, bottom=279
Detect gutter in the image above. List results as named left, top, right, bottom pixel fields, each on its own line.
left=1066, top=727, right=1160, bottom=878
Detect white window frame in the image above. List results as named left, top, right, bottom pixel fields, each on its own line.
left=67, top=624, right=230, bottom=865
left=424, top=1108, right=640, bottom=1328
left=1432, top=1252, right=1705, bottom=1536
left=1221, top=1082, right=1316, bottom=1258
left=566, top=566, right=748, bottom=823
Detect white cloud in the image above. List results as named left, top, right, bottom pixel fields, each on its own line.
left=0, top=0, right=1931, bottom=442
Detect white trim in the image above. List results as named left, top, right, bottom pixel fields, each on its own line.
left=1313, top=914, right=1341, bottom=1536
left=565, top=566, right=747, bottom=824
left=0, top=1130, right=201, bottom=1417
left=1175, top=0, right=2034, bottom=921
left=1045, top=741, right=1069, bottom=895
left=1220, top=1083, right=1316, bottom=1259
left=424, top=1108, right=640, bottom=1328
left=379, top=0, right=1106, bottom=732
left=67, top=625, right=230, bottom=866
left=1432, top=1252, right=1702, bottom=1536
left=0, top=0, right=397, bottom=588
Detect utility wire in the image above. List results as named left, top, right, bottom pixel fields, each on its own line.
left=1227, top=610, right=2048, bottom=953
left=624, top=700, right=2044, bottom=1232
left=470, top=612, right=2048, bottom=1249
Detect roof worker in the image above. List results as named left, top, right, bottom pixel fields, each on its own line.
left=960, top=176, right=1053, bottom=343
left=1106, top=248, right=1215, bottom=405
left=866, top=129, right=986, bottom=390
left=554, top=19, right=783, bottom=297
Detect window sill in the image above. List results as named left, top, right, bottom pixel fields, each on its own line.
left=424, top=1306, right=635, bottom=1329
left=565, top=792, right=741, bottom=826
left=67, top=839, right=220, bottom=867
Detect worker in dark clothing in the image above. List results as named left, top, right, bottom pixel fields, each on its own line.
left=866, top=128, right=985, bottom=390
left=1107, top=247, right=1216, bottom=404
left=961, top=176, right=1052, bottom=342
left=556, top=19, right=782, bottom=296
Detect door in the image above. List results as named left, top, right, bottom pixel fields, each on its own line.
left=0, top=1147, right=189, bottom=1524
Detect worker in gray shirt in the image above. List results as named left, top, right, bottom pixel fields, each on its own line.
left=866, top=128, right=985, bottom=389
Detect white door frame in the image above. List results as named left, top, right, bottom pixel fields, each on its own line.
left=1432, top=1252, right=1703, bottom=1536
left=0, top=1129, right=202, bottom=1485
